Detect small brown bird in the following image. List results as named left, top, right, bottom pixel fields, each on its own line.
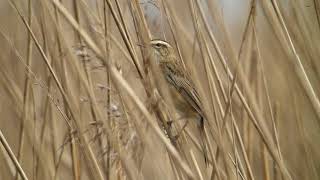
left=150, top=40, right=203, bottom=118
left=150, top=39, right=208, bottom=163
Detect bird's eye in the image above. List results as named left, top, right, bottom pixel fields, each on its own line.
left=155, top=43, right=161, bottom=48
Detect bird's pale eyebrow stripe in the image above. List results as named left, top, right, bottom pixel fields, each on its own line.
left=150, top=40, right=171, bottom=47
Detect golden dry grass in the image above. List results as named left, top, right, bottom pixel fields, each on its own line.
left=0, top=0, right=319, bottom=180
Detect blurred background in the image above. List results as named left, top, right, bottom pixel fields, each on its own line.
left=0, top=0, right=319, bottom=180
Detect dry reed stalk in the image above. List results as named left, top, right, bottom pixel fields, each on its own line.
left=51, top=0, right=195, bottom=178
left=195, top=1, right=257, bottom=179
left=9, top=1, right=106, bottom=179
left=16, top=0, right=34, bottom=179
left=293, top=95, right=319, bottom=180
left=0, top=0, right=318, bottom=180
left=188, top=2, right=253, bottom=180
left=203, top=1, right=292, bottom=178
left=0, top=130, right=28, bottom=180
left=262, top=0, right=320, bottom=122
left=190, top=150, right=205, bottom=180
left=0, top=29, right=63, bottom=179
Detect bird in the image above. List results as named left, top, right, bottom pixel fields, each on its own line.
left=150, top=39, right=208, bottom=163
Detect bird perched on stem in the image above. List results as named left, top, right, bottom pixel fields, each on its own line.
left=150, top=39, right=208, bottom=163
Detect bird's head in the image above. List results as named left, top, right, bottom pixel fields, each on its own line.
left=150, top=39, right=173, bottom=59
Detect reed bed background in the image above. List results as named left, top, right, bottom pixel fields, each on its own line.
left=0, top=0, right=319, bottom=180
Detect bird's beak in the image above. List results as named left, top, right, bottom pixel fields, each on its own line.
left=136, top=43, right=146, bottom=48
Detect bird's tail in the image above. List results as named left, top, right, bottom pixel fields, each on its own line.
left=199, top=116, right=209, bottom=166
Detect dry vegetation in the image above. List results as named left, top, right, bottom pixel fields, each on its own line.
left=0, top=0, right=319, bottom=180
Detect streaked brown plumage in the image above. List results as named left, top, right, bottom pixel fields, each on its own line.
left=150, top=39, right=208, bottom=163
left=150, top=39, right=203, bottom=119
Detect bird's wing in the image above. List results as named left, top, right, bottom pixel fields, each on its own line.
left=165, top=71, right=203, bottom=116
